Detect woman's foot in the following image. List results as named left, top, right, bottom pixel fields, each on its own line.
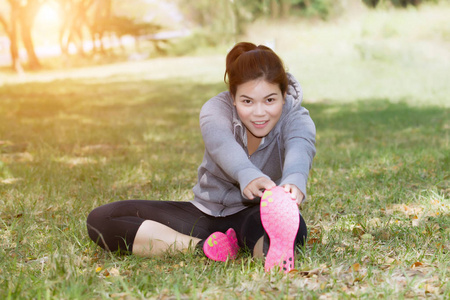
left=260, top=186, right=299, bottom=273
left=203, top=228, right=239, bottom=262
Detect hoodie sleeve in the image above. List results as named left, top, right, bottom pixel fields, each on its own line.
left=280, top=107, right=316, bottom=200
left=279, top=75, right=316, bottom=201
left=199, top=92, right=269, bottom=197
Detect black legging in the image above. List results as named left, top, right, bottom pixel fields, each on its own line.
left=86, top=200, right=307, bottom=253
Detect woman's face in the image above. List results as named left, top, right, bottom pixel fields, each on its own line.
left=233, top=79, right=285, bottom=139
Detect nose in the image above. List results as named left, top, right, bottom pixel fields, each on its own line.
left=253, top=103, right=265, bottom=116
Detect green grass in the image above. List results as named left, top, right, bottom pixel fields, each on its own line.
left=0, top=77, right=448, bottom=299
left=1, top=2, right=449, bottom=299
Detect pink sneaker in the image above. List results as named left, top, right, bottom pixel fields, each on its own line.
left=203, top=228, right=239, bottom=262
left=260, top=186, right=300, bottom=273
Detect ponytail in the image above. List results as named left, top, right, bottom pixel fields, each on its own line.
left=224, top=42, right=288, bottom=97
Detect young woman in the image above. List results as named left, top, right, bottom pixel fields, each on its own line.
left=87, top=42, right=316, bottom=273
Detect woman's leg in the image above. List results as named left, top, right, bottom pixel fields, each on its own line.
left=132, top=220, right=201, bottom=256
left=86, top=200, right=220, bottom=254
left=86, top=200, right=307, bottom=258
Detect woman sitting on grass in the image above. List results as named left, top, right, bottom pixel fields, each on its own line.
left=87, top=42, right=316, bottom=273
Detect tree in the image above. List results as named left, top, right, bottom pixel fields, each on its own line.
left=176, top=0, right=255, bottom=44
left=17, top=0, right=42, bottom=70
left=0, top=0, right=42, bottom=71
left=88, top=0, right=112, bottom=55
left=58, top=0, right=96, bottom=57
left=0, top=2, right=22, bottom=72
left=361, top=0, right=439, bottom=8
left=362, top=0, right=381, bottom=8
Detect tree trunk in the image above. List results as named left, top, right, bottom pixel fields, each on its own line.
left=270, top=0, right=279, bottom=19
left=3, top=1, right=23, bottom=73
left=10, top=18, right=22, bottom=73
left=59, top=0, right=95, bottom=58
left=280, top=0, right=291, bottom=18
left=18, top=0, right=42, bottom=70
left=89, top=0, right=111, bottom=55
left=19, top=18, right=41, bottom=70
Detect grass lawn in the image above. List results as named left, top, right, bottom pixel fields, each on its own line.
left=1, top=2, right=449, bottom=299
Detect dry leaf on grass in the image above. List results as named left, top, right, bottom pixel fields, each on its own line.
left=351, top=263, right=360, bottom=272
left=410, top=261, right=424, bottom=269
left=298, top=265, right=328, bottom=277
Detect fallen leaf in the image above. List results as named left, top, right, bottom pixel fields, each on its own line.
left=411, top=261, right=424, bottom=269
left=361, top=233, right=373, bottom=241
left=352, top=226, right=365, bottom=237
left=309, top=226, right=322, bottom=234
left=109, top=267, right=120, bottom=276
left=385, top=257, right=397, bottom=264
left=368, top=218, right=381, bottom=227
left=351, top=263, right=360, bottom=272
left=424, top=283, right=437, bottom=294
left=307, top=238, right=321, bottom=245
left=299, top=265, right=327, bottom=277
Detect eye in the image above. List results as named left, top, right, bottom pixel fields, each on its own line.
left=266, top=98, right=276, bottom=103
left=242, top=99, right=252, bottom=104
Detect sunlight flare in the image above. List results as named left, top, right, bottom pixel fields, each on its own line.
left=35, top=2, right=62, bottom=26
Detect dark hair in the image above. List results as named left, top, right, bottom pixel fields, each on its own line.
left=224, top=42, right=288, bottom=97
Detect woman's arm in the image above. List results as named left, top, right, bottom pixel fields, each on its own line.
left=199, top=92, right=270, bottom=198
left=280, top=106, right=316, bottom=202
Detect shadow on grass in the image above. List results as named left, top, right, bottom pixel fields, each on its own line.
left=0, top=79, right=448, bottom=300
left=0, top=79, right=448, bottom=210
left=307, top=99, right=448, bottom=216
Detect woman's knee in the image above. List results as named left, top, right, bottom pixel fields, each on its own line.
left=86, top=205, right=110, bottom=245
left=87, top=205, right=105, bottom=228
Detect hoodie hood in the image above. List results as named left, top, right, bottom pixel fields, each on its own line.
left=285, top=72, right=303, bottom=107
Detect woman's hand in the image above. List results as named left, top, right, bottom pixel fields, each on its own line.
left=283, top=184, right=304, bottom=205
left=244, top=177, right=276, bottom=200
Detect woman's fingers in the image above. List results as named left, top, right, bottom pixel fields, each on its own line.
left=282, top=184, right=305, bottom=205
left=244, top=177, right=276, bottom=199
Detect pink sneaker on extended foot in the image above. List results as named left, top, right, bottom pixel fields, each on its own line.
left=203, top=228, right=239, bottom=262
left=260, top=186, right=300, bottom=273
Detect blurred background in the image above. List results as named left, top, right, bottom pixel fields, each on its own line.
left=0, top=0, right=449, bottom=105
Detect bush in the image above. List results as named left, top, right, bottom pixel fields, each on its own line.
left=362, top=0, right=441, bottom=8
left=292, top=0, right=342, bottom=19
left=362, top=0, right=381, bottom=8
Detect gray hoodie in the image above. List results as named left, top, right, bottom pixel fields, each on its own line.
left=191, top=74, right=316, bottom=217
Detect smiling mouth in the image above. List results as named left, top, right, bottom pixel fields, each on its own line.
left=253, top=121, right=268, bottom=125
left=252, top=121, right=269, bottom=128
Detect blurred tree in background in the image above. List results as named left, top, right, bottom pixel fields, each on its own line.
left=362, top=0, right=439, bottom=8
left=0, top=0, right=445, bottom=72
left=0, top=0, right=42, bottom=72
left=0, top=0, right=167, bottom=71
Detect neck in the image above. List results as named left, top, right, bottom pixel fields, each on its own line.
left=246, top=129, right=262, bottom=156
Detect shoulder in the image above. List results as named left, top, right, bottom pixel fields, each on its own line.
left=199, top=91, right=236, bottom=123
left=203, top=91, right=233, bottom=107
left=200, top=91, right=233, bottom=115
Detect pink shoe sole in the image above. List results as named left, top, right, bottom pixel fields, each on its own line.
left=260, top=186, right=300, bottom=273
left=203, top=228, right=239, bottom=262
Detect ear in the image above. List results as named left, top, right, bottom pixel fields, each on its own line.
left=283, top=92, right=287, bottom=104
left=232, top=94, right=236, bottom=106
